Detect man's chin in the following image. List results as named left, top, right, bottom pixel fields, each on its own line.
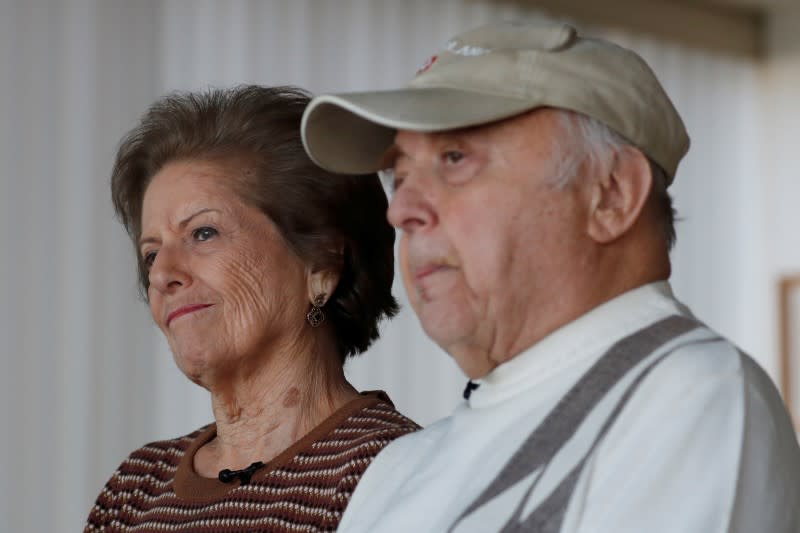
left=419, top=313, right=487, bottom=373
left=418, top=305, right=466, bottom=342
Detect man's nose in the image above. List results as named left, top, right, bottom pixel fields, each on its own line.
left=387, top=179, right=438, bottom=234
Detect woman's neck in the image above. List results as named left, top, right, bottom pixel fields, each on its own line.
left=194, top=333, right=359, bottom=477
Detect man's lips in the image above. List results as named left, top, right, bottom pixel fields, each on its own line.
left=414, top=263, right=454, bottom=281
left=166, top=304, right=213, bottom=326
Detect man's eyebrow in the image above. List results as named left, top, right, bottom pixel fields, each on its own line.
left=437, top=128, right=484, bottom=145
left=137, top=207, right=220, bottom=249
left=379, top=128, right=484, bottom=169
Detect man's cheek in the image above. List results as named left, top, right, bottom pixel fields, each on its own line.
left=397, top=241, right=418, bottom=304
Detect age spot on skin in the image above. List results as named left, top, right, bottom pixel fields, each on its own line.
left=283, top=387, right=300, bottom=408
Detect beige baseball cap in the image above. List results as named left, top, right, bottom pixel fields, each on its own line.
left=301, top=21, right=690, bottom=183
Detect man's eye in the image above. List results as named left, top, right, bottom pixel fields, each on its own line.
left=143, top=251, right=157, bottom=268
left=443, top=151, right=465, bottom=164
left=193, top=227, right=218, bottom=241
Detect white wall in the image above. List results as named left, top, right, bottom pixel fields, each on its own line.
left=762, top=6, right=800, bottom=417
left=1, top=2, right=161, bottom=531
left=763, top=7, right=800, bottom=294
left=1, top=1, right=791, bottom=531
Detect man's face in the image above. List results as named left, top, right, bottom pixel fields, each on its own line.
left=386, top=109, right=594, bottom=378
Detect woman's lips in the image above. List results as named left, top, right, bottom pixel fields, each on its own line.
left=166, top=304, right=213, bottom=326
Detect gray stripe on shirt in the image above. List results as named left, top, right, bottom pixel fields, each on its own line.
left=450, top=314, right=703, bottom=532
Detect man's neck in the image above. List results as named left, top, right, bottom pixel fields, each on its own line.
left=455, top=258, right=670, bottom=381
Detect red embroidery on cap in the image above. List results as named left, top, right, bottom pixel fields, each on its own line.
left=416, top=54, right=438, bottom=75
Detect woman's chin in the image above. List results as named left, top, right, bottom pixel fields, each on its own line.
left=173, top=349, right=245, bottom=390
left=172, top=351, right=214, bottom=386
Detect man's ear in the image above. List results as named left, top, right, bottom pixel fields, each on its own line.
left=306, top=267, right=340, bottom=305
left=586, top=146, right=653, bottom=244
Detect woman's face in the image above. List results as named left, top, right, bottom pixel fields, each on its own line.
left=140, top=159, right=311, bottom=386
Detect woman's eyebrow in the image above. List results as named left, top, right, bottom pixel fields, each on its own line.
left=138, top=207, right=221, bottom=249
left=176, top=207, right=220, bottom=229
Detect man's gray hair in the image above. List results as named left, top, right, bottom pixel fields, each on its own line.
left=554, top=111, right=677, bottom=250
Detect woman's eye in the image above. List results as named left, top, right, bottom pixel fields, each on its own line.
left=443, top=150, right=465, bottom=164
left=193, top=227, right=218, bottom=241
left=143, top=251, right=157, bottom=268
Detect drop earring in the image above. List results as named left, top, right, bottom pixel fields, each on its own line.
left=306, top=293, right=326, bottom=327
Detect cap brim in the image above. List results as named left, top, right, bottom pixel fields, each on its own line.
left=301, top=88, right=537, bottom=174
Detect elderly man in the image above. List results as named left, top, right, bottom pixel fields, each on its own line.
left=301, top=21, right=800, bottom=533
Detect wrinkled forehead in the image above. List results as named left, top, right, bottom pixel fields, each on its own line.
left=141, top=161, right=245, bottom=229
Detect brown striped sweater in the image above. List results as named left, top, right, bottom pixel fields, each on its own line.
left=85, top=391, right=419, bottom=532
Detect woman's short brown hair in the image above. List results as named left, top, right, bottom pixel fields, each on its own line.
left=111, top=85, right=398, bottom=360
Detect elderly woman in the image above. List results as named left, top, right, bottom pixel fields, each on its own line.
left=84, top=85, right=419, bottom=532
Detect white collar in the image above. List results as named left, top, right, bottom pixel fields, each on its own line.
left=469, top=281, right=691, bottom=408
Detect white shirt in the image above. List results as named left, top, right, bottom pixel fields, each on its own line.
left=339, top=282, right=800, bottom=532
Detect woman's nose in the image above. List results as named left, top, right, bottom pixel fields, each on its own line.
left=147, top=245, right=192, bottom=294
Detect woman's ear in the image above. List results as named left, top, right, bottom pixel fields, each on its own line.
left=586, top=146, right=653, bottom=244
left=306, top=267, right=340, bottom=305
